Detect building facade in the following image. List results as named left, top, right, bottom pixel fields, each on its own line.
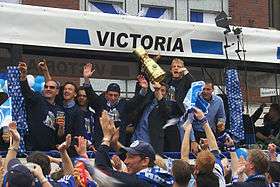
left=0, top=0, right=279, bottom=111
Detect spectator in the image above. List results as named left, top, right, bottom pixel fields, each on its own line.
left=241, top=103, right=266, bottom=145
left=181, top=107, right=226, bottom=186
left=19, top=62, right=65, bottom=151
left=55, top=134, right=99, bottom=187
left=62, top=82, right=85, bottom=139
left=83, top=63, right=148, bottom=145
left=171, top=159, right=192, bottom=187
left=191, top=82, right=226, bottom=152
left=256, top=103, right=280, bottom=146
left=2, top=122, right=52, bottom=187
left=267, top=161, right=280, bottom=186
left=163, top=58, right=194, bottom=113
left=195, top=150, right=219, bottom=187
left=95, top=111, right=174, bottom=187
left=26, top=151, right=61, bottom=186
left=230, top=149, right=269, bottom=187
left=131, top=80, right=181, bottom=154
left=76, top=86, right=99, bottom=150
left=38, top=60, right=86, bottom=143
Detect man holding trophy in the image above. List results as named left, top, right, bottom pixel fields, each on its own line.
left=164, top=58, right=194, bottom=114
left=132, top=46, right=187, bottom=152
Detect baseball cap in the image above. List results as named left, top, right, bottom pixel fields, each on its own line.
left=123, top=140, right=156, bottom=161
left=106, top=83, right=120, bottom=93
left=7, top=158, right=35, bottom=187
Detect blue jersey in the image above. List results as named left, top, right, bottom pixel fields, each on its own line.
left=58, top=175, right=97, bottom=187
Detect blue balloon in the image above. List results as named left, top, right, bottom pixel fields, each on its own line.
left=236, top=148, right=248, bottom=160
left=32, top=83, right=43, bottom=92
left=35, top=75, right=45, bottom=84
left=0, top=79, right=5, bottom=88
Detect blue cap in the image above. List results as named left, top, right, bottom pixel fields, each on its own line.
left=107, top=83, right=120, bottom=93
left=123, top=140, right=156, bottom=161
left=7, top=158, right=35, bottom=187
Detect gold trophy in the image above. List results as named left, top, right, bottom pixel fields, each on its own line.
left=133, top=46, right=165, bottom=82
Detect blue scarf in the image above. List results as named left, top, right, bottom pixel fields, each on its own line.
left=183, top=81, right=209, bottom=114
left=245, top=174, right=266, bottom=182
left=136, top=166, right=174, bottom=187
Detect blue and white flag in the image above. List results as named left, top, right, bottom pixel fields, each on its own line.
left=225, top=69, right=244, bottom=140
left=138, top=7, right=171, bottom=19
left=136, top=166, right=174, bottom=186
left=7, top=66, right=28, bottom=155
left=0, top=73, right=12, bottom=128
left=89, top=2, right=126, bottom=15
left=183, top=81, right=209, bottom=114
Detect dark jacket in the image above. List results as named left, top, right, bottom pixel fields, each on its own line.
left=95, top=144, right=152, bottom=187
left=163, top=71, right=194, bottom=113
left=84, top=83, right=146, bottom=145
left=230, top=175, right=268, bottom=187
left=132, top=90, right=182, bottom=154
left=20, top=80, right=64, bottom=151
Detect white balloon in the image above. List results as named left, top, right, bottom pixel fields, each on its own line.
left=27, top=74, right=35, bottom=88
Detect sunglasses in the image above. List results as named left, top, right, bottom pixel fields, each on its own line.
left=44, top=85, right=56, bottom=89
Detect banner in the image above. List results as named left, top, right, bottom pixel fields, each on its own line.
left=0, top=3, right=279, bottom=63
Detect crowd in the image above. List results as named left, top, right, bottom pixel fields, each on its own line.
left=0, top=58, right=279, bottom=187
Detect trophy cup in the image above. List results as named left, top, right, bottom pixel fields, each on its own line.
left=133, top=46, right=165, bottom=82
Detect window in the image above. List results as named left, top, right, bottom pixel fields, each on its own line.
left=190, top=11, right=203, bottom=23
left=80, top=78, right=137, bottom=98
left=88, top=1, right=125, bottom=15
left=269, top=0, right=280, bottom=30
left=190, top=10, right=217, bottom=24
left=138, top=6, right=173, bottom=20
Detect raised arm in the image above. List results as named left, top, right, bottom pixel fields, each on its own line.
left=95, top=110, right=117, bottom=169
left=83, top=63, right=103, bottom=113
left=224, top=136, right=239, bottom=175
left=83, top=63, right=95, bottom=84
left=37, top=59, right=52, bottom=82
left=194, top=107, right=219, bottom=151
left=124, top=74, right=149, bottom=113
left=3, top=122, right=20, bottom=172
left=181, top=122, right=192, bottom=163
left=18, top=62, right=36, bottom=100
left=268, top=143, right=277, bottom=161
left=31, top=163, right=53, bottom=187
left=57, top=134, right=74, bottom=175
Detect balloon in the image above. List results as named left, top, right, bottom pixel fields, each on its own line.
left=26, top=74, right=35, bottom=88
left=0, top=79, right=5, bottom=89
left=32, top=83, right=43, bottom=92
left=236, top=148, right=248, bottom=160
left=34, top=75, right=45, bottom=84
